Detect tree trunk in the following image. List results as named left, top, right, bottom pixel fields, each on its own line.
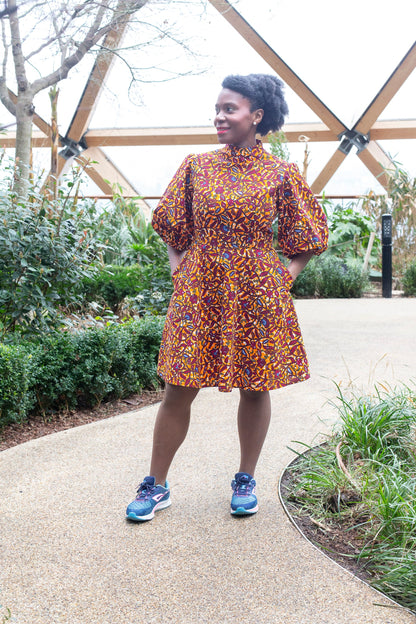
left=14, top=91, right=34, bottom=197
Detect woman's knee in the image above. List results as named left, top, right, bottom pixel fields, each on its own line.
left=239, top=388, right=270, bottom=403
left=162, top=383, right=199, bottom=409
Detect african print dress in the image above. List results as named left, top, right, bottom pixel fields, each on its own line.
left=152, top=140, right=328, bottom=393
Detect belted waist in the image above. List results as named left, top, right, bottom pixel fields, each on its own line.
left=193, top=228, right=273, bottom=250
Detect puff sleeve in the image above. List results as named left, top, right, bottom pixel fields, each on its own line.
left=277, top=163, right=328, bottom=258
left=152, top=155, right=194, bottom=251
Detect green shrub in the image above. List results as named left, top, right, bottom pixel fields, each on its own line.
left=80, top=263, right=173, bottom=314
left=125, top=316, right=164, bottom=388
left=81, top=264, right=146, bottom=309
left=30, top=332, right=79, bottom=411
left=315, top=256, right=368, bottom=298
left=402, top=260, right=416, bottom=296
left=0, top=343, right=36, bottom=425
left=0, top=316, right=165, bottom=429
left=0, top=175, right=102, bottom=338
left=291, top=255, right=368, bottom=298
left=71, top=326, right=138, bottom=406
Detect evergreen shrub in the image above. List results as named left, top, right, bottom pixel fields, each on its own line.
left=81, top=265, right=145, bottom=309
left=0, top=317, right=165, bottom=429
left=0, top=344, right=36, bottom=424
left=402, top=260, right=416, bottom=296
left=80, top=263, right=173, bottom=314
left=291, top=255, right=368, bottom=298
left=316, top=256, right=367, bottom=298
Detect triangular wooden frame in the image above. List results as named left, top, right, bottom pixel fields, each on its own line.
left=1, top=0, right=415, bottom=202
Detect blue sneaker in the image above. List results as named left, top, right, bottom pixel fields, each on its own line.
left=126, top=476, right=171, bottom=522
left=231, top=472, right=258, bottom=515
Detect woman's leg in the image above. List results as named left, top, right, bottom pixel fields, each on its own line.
left=237, top=389, right=271, bottom=476
left=149, top=383, right=199, bottom=485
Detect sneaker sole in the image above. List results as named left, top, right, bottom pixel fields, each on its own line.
left=126, top=498, right=171, bottom=522
left=231, top=505, right=259, bottom=515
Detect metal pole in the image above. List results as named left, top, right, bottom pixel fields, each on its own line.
left=381, top=214, right=392, bottom=298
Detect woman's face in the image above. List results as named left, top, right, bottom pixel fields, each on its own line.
left=214, top=88, right=263, bottom=148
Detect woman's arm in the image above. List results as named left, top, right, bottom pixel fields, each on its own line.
left=167, top=244, right=187, bottom=276
left=287, top=251, right=314, bottom=281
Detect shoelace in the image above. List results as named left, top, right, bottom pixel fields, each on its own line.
left=234, top=479, right=252, bottom=496
left=135, top=482, right=155, bottom=501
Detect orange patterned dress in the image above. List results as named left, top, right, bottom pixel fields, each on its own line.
left=152, top=141, right=328, bottom=392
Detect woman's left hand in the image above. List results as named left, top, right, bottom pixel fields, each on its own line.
left=287, top=251, right=314, bottom=281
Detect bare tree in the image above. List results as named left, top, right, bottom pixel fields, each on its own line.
left=0, top=0, right=204, bottom=197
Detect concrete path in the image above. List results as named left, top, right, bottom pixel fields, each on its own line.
left=1, top=299, right=415, bottom=624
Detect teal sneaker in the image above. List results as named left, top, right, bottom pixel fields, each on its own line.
left=230, top=472, right=258, bottom=515
left=126, top=476, right=171, bottom=522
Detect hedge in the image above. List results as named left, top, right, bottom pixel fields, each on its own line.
left=0, top=316, right=165, bottom=429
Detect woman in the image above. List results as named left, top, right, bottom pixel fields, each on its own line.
left=126, top=74, right=328, bottom=521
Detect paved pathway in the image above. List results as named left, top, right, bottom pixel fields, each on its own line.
left=1, top=299, right=416, bottom=624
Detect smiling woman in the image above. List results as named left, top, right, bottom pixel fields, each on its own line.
left=125, top=72, right=329, bottom=523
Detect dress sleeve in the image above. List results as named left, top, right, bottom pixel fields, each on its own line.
left=277, top=163, right=328, bottom=258
left=151, top=155, right=194, bottom=252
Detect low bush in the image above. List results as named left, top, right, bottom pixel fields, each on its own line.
left=291, top=255, right=368, bottom=298
left=402, top=260, right=416, bottom=296
left=81, top=265, right=146, bottom=309
left=315, top=256, right=368, bottom=298
left=80, top=263, right=172, bottom=315
left=0, top=343, right=36, bottom=424
left=0, top=316, right=165, bottom=429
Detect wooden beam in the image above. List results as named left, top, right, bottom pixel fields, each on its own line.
left=76, top=146, right=151, bottom=215
left=357, top=141, right=393, bottom=190
left=310, top=149, right=347, bottom=194
left=0, top=130, right=50, bottom=148
left=83, top=122, right=338, bottom=147
left=370, top=119, right=416, bottom=140
left=354, top=41, right=416, bottom=134
left=65, top=3, right=132, bottom=143
left=208, top=0, right=346, bottom=135
left=2, top=120, right=415, bottom=150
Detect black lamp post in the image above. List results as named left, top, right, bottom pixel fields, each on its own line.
left=381, top=214, right=392, bottom=298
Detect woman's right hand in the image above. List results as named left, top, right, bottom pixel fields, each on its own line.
left=167, top=245, right=187, bottom=276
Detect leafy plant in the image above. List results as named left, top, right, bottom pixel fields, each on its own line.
left=283, top=383, right=416, bottom=612
left=268, top=130, right=290, bottom=161
left=291, top=255, right=368, bottom=298
left=0, top=343, right=36, bottom=424
left=402, top=260, right=416, bottom=296
left=326, top=203, right=379, bottom=263
left=362, top=161, right=416, bottom=276
left=0, top=162, right=102, bottom=337
left=80, top=262, right=172, bottom=314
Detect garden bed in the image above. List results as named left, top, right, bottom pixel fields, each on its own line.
left=278, top=385, right=416, bottom=615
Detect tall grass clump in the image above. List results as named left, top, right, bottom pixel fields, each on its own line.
left=283, top=383, right=416, bottom=612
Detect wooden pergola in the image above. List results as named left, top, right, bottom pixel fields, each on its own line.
left=1, top=0, right=416, bottom=210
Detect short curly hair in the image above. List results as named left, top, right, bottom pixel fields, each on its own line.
left=221, top=74, right=289, bottom=136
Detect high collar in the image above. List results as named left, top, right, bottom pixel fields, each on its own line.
left=223, top=139, right=264, bottom=162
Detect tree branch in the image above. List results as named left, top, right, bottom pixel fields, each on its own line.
left=8, top=0, right=30, bottom=93
left=0, top=8, right=16, bottom=114
left=24, top=0, right=92, bottom=61
left=30, top=0, right=148, bottom=95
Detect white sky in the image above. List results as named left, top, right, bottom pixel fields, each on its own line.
left=2, top=0, right=416, bottom=199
